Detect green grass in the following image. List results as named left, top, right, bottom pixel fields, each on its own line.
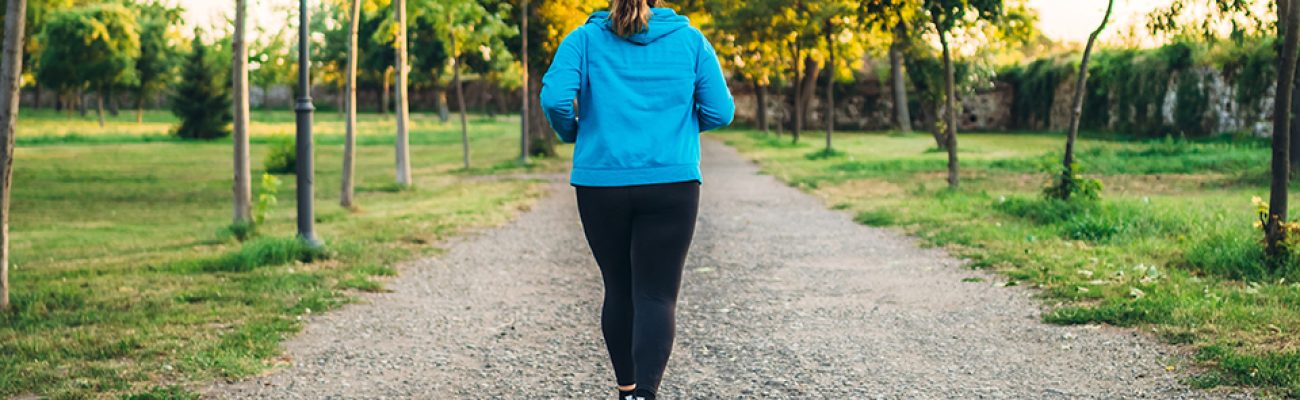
left=0, top=109, right=564, bottom=398
left=717, top=129, right=1300, bottom=397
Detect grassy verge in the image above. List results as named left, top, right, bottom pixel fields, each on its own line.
left=0, top=110, right=565, bottom=398
left=717, top=129, right=1299, bottom=397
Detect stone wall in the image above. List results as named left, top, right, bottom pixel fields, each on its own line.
left=729, top=75, right=1013, bottom=132
left=729, top=65, right=1275, bottom=137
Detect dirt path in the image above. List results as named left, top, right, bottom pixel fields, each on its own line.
left=207, top=139, right=1238, bottom=399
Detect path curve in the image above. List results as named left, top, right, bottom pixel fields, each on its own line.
left=207, top=139, right=1237, bottom=399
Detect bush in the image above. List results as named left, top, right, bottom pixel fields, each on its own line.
left=171, top=34, right=232, bottom=140
left=263, top=139, right=296, bottom=175
left=1042, top=165, right=1103, bottom=202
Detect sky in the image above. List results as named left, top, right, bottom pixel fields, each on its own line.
left=1026, top=0, right=1170, bottom=43
left=179, top=0, right=1176, bottom=43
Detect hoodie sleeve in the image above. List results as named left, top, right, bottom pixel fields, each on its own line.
left=540, top=27, right=584, bottom=144
left=694, top=32, right=735, bottom=132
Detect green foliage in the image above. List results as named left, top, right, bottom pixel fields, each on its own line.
left=132, top=1, right=183, bottom=105
left=1083, top=43, right=1194, bottom=136
left=1213, top=37, right=1276, bottom=116
left=170, top=34, right=232, bottom=140
left=1003, top=38, right=1278, bottom=138
left=1043, top=164, right=1103, bottom=202
left=263, top=139, right=297, bottom=175
left=1001, top=55, right=1071, bottom=130
left=1172, top=70, right=1210, bottom=136
left=255, top=173, right=282, bottom=226
left=36, top=3, right=141, bottom=94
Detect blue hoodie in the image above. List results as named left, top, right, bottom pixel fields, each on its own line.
left=540, top=8, right=735, bottom=187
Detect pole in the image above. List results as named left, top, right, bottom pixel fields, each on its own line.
left=520, top=0, right=530, bottom=163
left=295, top=0, right=320, bottom=247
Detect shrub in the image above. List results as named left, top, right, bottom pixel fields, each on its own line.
left=255, top=173, right=281, bottom=225
left=171, top=34, right=232, bottom=140
left=263, top=139, right=296, bottom=175
left=1042, top=165, right=1103, bottom=202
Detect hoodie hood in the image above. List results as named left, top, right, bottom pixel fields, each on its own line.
left=587, top=8, right=690, bottom=45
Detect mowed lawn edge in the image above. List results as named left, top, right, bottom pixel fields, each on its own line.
left=714, top=129, right=1300, bottom=397
left=0, top=110, right=567, bottom=398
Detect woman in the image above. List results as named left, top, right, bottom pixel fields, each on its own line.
left=539, top=0, right=734, bottom=398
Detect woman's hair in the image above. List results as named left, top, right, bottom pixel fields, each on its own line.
left=608, top=0, right=658, bottom=37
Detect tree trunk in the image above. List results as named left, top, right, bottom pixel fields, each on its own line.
left=936, top=18, right=959, bottom=188
left=135, top=93, right=144, bottom=124
left=520, top=0, right=529, bottom=163
left=78, top=87, right=87, bottom=116
left=451, top=30, right=470, bottom=170
left=1269, top=0, right=1300, bottom=256
left=381, top=67, right=391, bottom=114
left=231, top=0, right=252, bottom=224
left=394, top=0, right=412, bottom=186
left=95, top=90, right=105, bottom=127
left=791, top=44, right=802, bottom=143
left=775, top=85, right=784, bottom=137
left=340, top=0, right=360, bottom=208
left=436, top=88, right=450, bottom=122
left=0, top=0, right=29, bottom=311
left=754, top=78, right=768, bottom=133
left=800, top=55, right=820, bottom=134
left=526, top=71, right=555, bottom=157
left=824, top=21, right=834, bottom=152
left=889, top=21, right=912, bottom=133
left=1061, top=0, right=1114, bottom=200
left=107, top=88, right=119, bottom=116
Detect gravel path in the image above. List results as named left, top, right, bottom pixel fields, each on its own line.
left=206, top=139, right=1240, bottom=399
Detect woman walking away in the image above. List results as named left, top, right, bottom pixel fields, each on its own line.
left=540, top=0, right=734, bottom=398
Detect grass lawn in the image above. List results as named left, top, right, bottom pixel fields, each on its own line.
left=0, top=109, right=565, bottom=398
left=716, top=129, right=1300, bottom=397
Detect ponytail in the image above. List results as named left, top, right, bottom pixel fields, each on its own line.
left=609, top=0, right=657, bottom=37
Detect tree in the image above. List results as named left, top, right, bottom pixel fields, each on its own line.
left=1268, top=0, right=1300, bottom=257
left=924, top=0, right=1001, bottom=188
left=132, top=1, right=181, bottom=124
left=705, top=0, right=789, bottom=134
left=0, top=0, right=28, bottom=311
left=36, top=4, right=140, bottom=127
left=232, top=0, right=252, bottom=225
left=171, top=33, right=233, bottom=140
left=341, top=0, right=361, bottom=208
left=250, top=24, right=295, bottom=109
left=1052, top=0, right=1113, bottom=201
left=420, top=0, right=518, bottom=169
left=519, top=0, right=528, bottom=161
left=2, top=0, right=86, bottom=110
left=522, top=0, right=603, bottom=157
left=861, top=0, right=924, bottom=132
left=394, top=0, right=411, bottom=186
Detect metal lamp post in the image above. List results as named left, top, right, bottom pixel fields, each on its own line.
left=295, top=0, right=321, bottom=247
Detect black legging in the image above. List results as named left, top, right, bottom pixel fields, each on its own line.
left=575, top=180, right=700, bottom=397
